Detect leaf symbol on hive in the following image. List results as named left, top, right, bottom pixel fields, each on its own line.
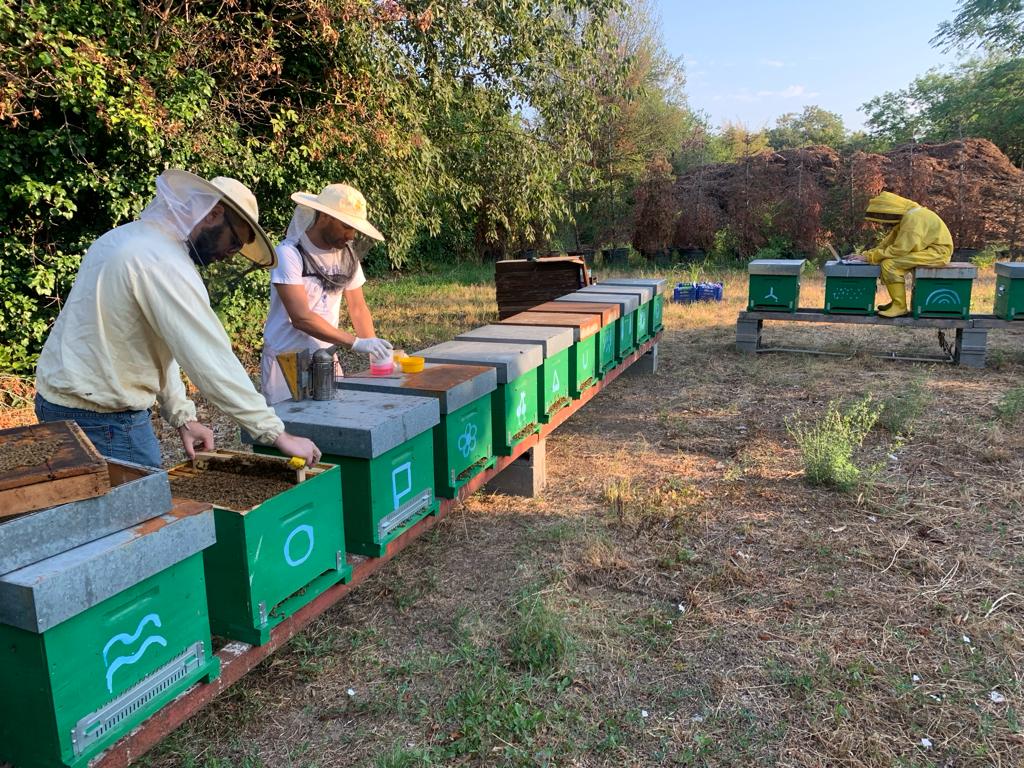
left=924, top=288, right=961, bottom=306
left=102, top=613, right=168, bottom=692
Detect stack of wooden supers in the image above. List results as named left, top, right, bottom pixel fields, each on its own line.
left=495, top=256, right=591, bottom=319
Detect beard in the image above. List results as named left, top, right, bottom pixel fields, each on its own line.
left=188, top=223, right=229, bottom=267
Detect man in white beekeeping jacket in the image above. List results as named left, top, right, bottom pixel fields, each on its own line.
left=35, top=169, right=322, bottom=468
left=260, top=183, right=392, bottom=405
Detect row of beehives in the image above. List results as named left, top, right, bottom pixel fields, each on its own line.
left=747, top=259, right=1024, bottom=319
left=0, top=277, right=665, bottom=768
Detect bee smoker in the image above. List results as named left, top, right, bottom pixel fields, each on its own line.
left=310, top=345, right=340, bottom=400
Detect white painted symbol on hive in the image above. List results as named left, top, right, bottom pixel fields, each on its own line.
left=581, top=352, right=589, bottom=370
left=284, top=524, right=315, bottom=567
left=392, top=461, right=413, bottom=510
left=551, top=370, right=561, bottom=393
left=103, top=613, right=167, bottom=692
left=924, top=288, right=961, bottom=306
left=639, top=313, right=646, bottom=330
left=515, top=390, right=528, bottom=421
left=457, top=423, right=478, bottom=457
left=764, top=287, right=779, bottom=302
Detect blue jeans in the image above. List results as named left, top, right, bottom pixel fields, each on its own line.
left=35, top=394, right=163, bottom=468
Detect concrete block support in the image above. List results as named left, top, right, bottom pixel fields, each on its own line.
left=625, top=342, right=659, bottom=375
left=485, top=439, right=547, bottom=497
left=955, top=328, right=988, bottom=368
left=736, top=318, right=762, bottom=353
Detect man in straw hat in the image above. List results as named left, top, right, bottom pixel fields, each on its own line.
left=35, top=169, right=322, bottom=467
left=261, top=183, right=392, bottom=404
left=846, top=191, right=953, bottom=318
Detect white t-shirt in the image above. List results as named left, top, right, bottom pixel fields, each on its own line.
left=261, top=234, right=366, bottom=404
left=263, top=234, right=367, bottom=355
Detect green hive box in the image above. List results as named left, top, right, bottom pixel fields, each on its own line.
left=420, top=338, right=543, bottom=455
left=257, top=390, right=441, bottom=557
left=994, top=262, right=1024, bottom=320
left=483, top=322, right=575, bottom=421
left=579, top=283, right=657, bottom=344
left=912, top=264, right=977, bottom=319
left=747, top=259, right=805, bottom=312
left=491, top=313, right=600, bottom=398
left=335, top=364, right=497, bottom=498
left=525, top=301, right=620, bottom=378
left=602, top=278, right=666, bottom=332
left=0, top=502, right=220, bottom=768
left=555, top=291, right=640, bottom=361
left=170, top=451, right=351, bottom=645
left=823, top=260, right=881, bottom=315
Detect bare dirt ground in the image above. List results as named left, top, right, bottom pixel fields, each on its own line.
left=8, top=265, right=1024, bottom=767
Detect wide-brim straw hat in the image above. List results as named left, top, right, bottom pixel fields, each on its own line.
left=163, top=169, right=277, bottom=268
left=290, top=184, right=385, bottom=242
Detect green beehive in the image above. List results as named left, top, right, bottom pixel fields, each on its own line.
left=494, top=313, right=601, bottom=398
left=477, top=322, right=574, bottom=421
left=0, top=502, right=220, bottom=768
left=912, top=264, right=977, bottom=319
left=824, top=260, right=881, bottom=315
left=555, top=291, right=640, bottom=360
left=418, top=339, right=542, bottom=455
left=994, top=262, right=1024, bottom=320
left=747, top=259, right=805, bottom=312
left=579, top=283, right=657, bottom=344
left=602, top=278, right=666, bottom=332
left=169, top=452, right=351, bottom=645
left=526, top=301, right=620, bottom=378
left=336, top=364, right=497, bottom=498
left=258, top=390, right=441, bottom=558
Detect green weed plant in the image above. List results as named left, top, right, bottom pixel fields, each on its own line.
left=787, top=396, right=879, bottom=491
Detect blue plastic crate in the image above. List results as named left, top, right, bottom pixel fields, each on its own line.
left=696, top=282, right=724, bottom=302
left=672, top=283, right=698, bottom=303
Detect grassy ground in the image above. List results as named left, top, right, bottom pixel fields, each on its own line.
left=10, top=261, right=1024, bottom=766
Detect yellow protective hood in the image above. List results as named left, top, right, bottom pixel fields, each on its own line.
left=864, top=192, right=919, bottom=224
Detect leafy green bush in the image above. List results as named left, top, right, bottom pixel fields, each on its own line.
left=787, top=396, right=879, bottom=491
left=707, top=227, right=740, bottom=263
left=971, top=244, right=1008, bottom=269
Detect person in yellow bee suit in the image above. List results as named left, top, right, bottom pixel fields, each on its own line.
left=846, top=191, right=954, bottom=318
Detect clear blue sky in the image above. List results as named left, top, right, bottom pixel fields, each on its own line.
left=655, top=0, right=965, bottom=131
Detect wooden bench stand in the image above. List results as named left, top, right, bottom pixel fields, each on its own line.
left=734, top=310, right=1013, bottom=368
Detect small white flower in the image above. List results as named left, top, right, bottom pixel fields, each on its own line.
left=990, top=691, right=1006, bottom=704
left=691, top=713, right=704, bottom=723
left=888, top=453, right=898, bottom=462
left=641, top=709, right=649, bottom=719
left=962, top=635, right=972, bottom=644
left=346, top=688, right=356, bottom=697
left=911, top=674, right=921, bottom=683
left=677, top=603, right=687, bottom=613
left=868, top=516, right=878, bottom=523
left=929, top=694, right=942, bottom=702
left=920, top=737, right=933, bottom=748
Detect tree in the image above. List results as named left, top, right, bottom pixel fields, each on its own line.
left=932, top=0, right=1024, bottom=56
left=768, top=106, right=847, bottom=150
left=717, top=121, right=770, bottom=161
left=567, top=0, right=698, bottom=248
left=0, top=0, right=627, bottom=372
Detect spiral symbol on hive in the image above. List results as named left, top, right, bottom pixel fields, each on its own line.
left=284, top=524, right=315, bottom=567
left=924, top=288, right=962, bottom=306
left=102, top=613, right=168, bottom=692
left=458, top=423, right=478, bottom=457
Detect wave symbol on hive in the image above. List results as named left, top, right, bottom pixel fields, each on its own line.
left=102, top=613, right=168, bottom=692
left=924, top=288, right=961, bottom=306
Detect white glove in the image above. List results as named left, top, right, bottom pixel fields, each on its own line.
left=352, top=337, right=393, bottom=361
